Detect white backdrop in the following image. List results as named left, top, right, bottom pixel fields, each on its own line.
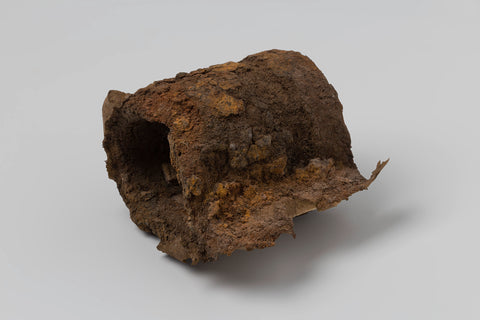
left=1, top=1, right=479, bottom=319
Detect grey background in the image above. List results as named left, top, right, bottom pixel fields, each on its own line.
left=1, top=0, right=479, bottom=319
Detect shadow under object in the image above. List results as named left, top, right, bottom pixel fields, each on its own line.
left=102, top=49, right=388, bottom=264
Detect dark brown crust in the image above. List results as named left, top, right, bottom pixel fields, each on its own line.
left=102, top=49, right=387, bottom=263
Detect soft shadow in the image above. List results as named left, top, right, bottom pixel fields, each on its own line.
left=163, top=193, right=415, bottom=291
left=156, top=157, right=413, bottom=292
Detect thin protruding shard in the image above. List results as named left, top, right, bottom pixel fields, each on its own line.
left=366, top=159, right=390, bottom=187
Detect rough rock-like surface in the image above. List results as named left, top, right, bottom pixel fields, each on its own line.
left=102, top=49, right=388, bottom=264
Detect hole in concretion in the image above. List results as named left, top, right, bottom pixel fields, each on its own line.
left=125, top=120, right=180, bottom=192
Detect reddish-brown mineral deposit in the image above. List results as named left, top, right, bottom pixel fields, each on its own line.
left=102, top=49, right=388, bottom=264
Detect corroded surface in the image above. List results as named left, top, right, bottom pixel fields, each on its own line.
left=102, top=49, right=387, bottom=263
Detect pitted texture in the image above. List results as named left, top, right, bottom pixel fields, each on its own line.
left=102, top=49, right=387, bottom=263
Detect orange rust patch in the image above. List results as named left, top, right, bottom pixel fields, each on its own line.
left=212, top=93, right=244, bottom=117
